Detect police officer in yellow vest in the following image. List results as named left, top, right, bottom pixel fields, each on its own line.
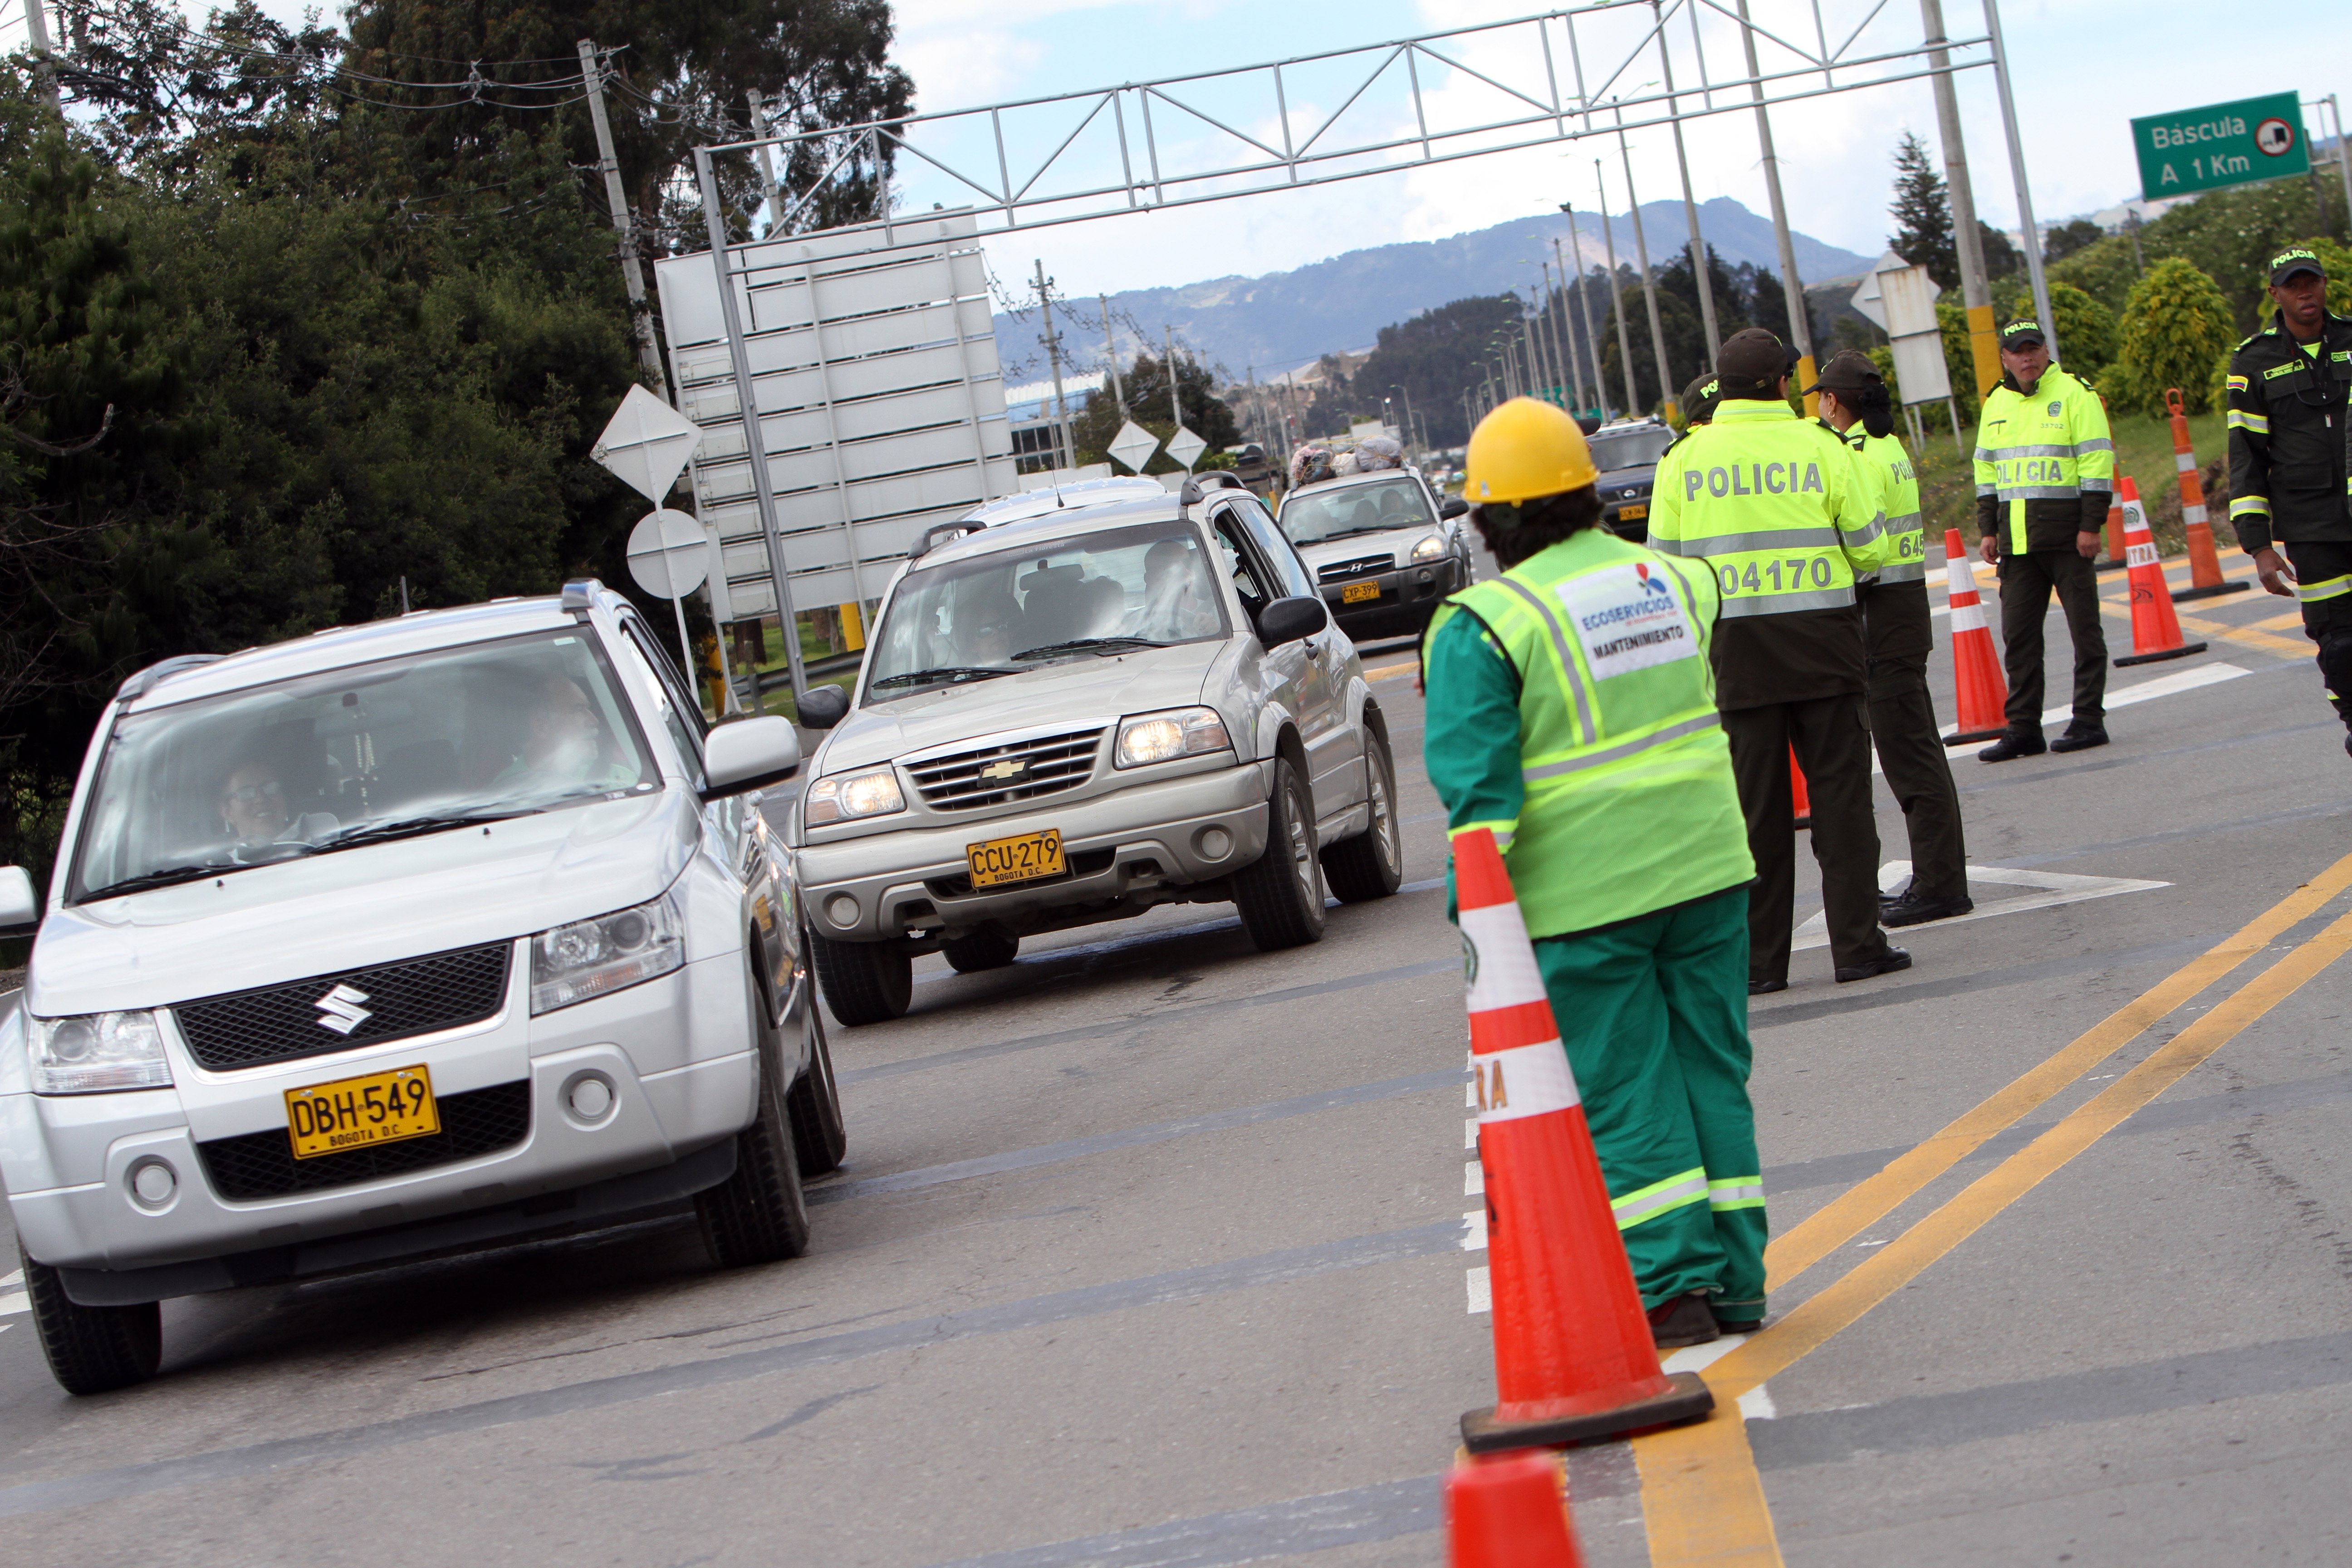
left=1973, top=319, right=2117, bottom=760
left=1808, top=351, right=1971, bottom=926
left=1424, top=397, right=1767, bottom=1348
left=1649, top=328, right=1910, bottom=994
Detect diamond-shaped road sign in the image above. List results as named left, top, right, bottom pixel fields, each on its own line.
left=626, top=509, right=711, bottom=601
left=594, top=385, right=703, bottom=504
left=1165, top=425, right=1207, bottom=470
left=1107, top=420, right=1160, bottom=474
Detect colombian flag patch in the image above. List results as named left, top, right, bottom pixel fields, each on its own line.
left=2226, top=374, right=2249, bottom=392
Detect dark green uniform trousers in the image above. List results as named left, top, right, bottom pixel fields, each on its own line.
left=1859, top=578, right=1968, bottom=900
left=1724, top=693, right=1892, bottom=984
left=1996, top=548, right=2107, bottom=732
left=1531, top=884, right=1766, bottom=1318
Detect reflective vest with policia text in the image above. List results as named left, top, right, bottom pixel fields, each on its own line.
left=1846, top=427, right=1926, bottom=583
left=1421, top=526, right=1755, bottom=937
left=1971, top=364, right=2115, bottom=554
left=1645, top=397, right=1893, bottom=611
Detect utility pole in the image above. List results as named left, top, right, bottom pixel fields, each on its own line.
left=1738, top=0, right=1815, bottom=409
left=2127, top=208, right=2145, bottom=276
left=1597, top=163, right=1641, bottom=418
left=1101, top=294, right=1129, bottom=419
left=22, top=0, right=59, bottom=113
left=1558, top=227, right=1608, bottom=420
left=1653, top=2, right=1721, bottom=362
left=1541, top=262, right=1576, bottom=415
left=1918, top=0, right=1998, bottom=399
left=1034, top=261, right=1077, bottom=474
left=579, top=40, right=671, bottom=400
left=747, top=89, right=784, bottom=226
left=1165, top=327, right=1192, bottom=468
left=1981, top=0, right=2057, bottom=363
left=1616, top=121, right=1676, bottom=419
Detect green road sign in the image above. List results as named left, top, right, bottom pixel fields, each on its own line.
left=2133, top=92, right=2309, bottom=198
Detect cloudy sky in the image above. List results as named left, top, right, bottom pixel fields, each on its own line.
left=20, top=0, right=2350, bottom=302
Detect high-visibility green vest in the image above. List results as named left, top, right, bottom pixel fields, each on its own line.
left=1422, top=526, right=1754, bottom=935
left=1972, top=365, right=2115, bottom=554
left=1846, top=427, right=1926, bottom=583
left=1646, top=399, right=1893, bottom=616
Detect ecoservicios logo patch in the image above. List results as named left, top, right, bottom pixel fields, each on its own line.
left=1556, top=561, right=1699, bottom=679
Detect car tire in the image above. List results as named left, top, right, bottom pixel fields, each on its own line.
left=696, top=968, right=813, bottom=1267
left=784, top=985, right=848, bottom=1177
left=1322, top=726, right=1405, bottom=902
left=941, top=924, right=1019, bottom=972
left=1234, top=757, right=1327, bottom=951
left=808, top=927, right=912, bottom=1026
left=20, top=1245, right=161, bottom=1396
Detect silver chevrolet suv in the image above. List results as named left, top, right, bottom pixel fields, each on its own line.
left=789, top=477, right=1406, bottom=1024
left=0, top=581, right=842, bottom=1395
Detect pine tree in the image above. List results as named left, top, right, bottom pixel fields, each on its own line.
left=1890, top=131, right=1956, bottom=289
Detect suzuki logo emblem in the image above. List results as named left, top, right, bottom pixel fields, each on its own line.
left=314, top=984, right=372, bottom=1034
left=978, top=758, right=1027, bottom=781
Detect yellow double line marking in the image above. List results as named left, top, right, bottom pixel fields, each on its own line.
left=1632, top=850, right=2352, bottom=1566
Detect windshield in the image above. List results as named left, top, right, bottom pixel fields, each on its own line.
left=1279, top=477, right=1436, bottom=545
left=864, top=519, right=1228, bottom=701
left=69, top=629, right=657, bottom=903
left=1588, top=426, right=1676, bottom=473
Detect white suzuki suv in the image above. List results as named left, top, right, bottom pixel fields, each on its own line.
left=0, top=580, right=841, bottom=1395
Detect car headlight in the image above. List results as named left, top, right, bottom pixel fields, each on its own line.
left=804, top=766, right=906, bottom=826
left=28, top=1010, right=171, bottom=1094
left=1115, top=706, right=1232, bottom=769
left=531, top=890, right=686, bottom=1014
left=1410, top=532, right=1446, bottom=562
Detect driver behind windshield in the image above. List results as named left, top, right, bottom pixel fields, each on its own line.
left=219, top=762, right=291, bottom=844
left=498, top=675, right=636, bottom=790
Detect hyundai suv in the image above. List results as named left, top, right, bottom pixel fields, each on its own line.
left=1275, top=466, right=1473, bottom=640
left=1588, top=417, right=1680, bottom=543
left=789, top=477, right=1407, bottom=1025
left=0, top=580, right=840, bottom=1394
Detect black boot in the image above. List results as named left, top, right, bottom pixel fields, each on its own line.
left=1835, top=946, right=1912, bottom=983
left=1882, top=890, right=1974, bottom=926
left=1648, top=1291, right=1720, bottom=1349
left=2050, top=720, right=2108, bottom=753
left=1977, top=729, right=2046, bottom=763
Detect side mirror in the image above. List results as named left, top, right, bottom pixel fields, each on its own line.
left=701, top=716, right=802, bottom=801
left=0, top=865, right=37, bottom=936
left=796, top=684, right=850, bottom=730
left=1439, top=495, right=1469, bottom=520
left=1256, top=595, right=1329, bottom=649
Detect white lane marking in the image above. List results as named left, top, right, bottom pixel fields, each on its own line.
left=1661, top=1334, right=1751, bottom=1374
left=1462, top=1209, right=1487, bottom=1251
left=1738, top=1385, right=1777, bottom=1420
left=1465, top=1077, right=1479, bottom=1109
left=1465, top=1118, right=1480, bottom=1150
left=1466, top=1265, right=1491, bottom=1314
left=0, top=1291, right=27, bottom=1317
left=1917, top=661, right=2249, bottom=755
left=1465, top=1158, right=1485, bottom=1196
left=0, top=1269, right=21, bottom=1290
left=1793, top=861, right=2169, bottom=951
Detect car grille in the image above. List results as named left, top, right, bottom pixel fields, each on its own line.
left=196, top=1081, right=532, bottom=1201
left=1318, top=554, right=1395, bottom=583
left=907, top=726, right=1105, bottom=812
left=174, top=942, right=512, bottom=1072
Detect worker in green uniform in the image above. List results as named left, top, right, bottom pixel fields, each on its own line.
left=1424, top=396, right=1767, bottom=1348
left=1648, top=328, right=1909, bottom=994
left=1807, top=351, right=1971, bottom=926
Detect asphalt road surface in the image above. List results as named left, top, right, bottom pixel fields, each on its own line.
left=5, top=545, right=2352, bottom=1566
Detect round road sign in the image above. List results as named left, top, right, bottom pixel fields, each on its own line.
left=2256, top=118, right=2296, bottom=157
left=626, top=508, right=711, bottom=599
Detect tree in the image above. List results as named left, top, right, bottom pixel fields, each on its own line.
left=1599, top=282, right=1702, bottom=415
left=2048, top=281, right=2119, bottom=385
left=2042, top=218, right=2104, bottom=265
left=1890, top=131, right=1955, bottom=289
left=2112, top=258, right=2237, bottom=415
left=2049, top=178, right=2337, bottom=328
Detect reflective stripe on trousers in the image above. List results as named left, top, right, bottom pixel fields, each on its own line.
left=2298, top=574, right=2352, bottom=604
left=1612, top=1166, right=1709, bottom=1230
left=1706, top=1176, right=1765, bottom=1211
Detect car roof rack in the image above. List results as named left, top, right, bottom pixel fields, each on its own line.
left=114, top=653, right=225, bottom=706
left=910, top=519, right=983, bottom=561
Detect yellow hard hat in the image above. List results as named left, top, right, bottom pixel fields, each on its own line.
left=1464, top=397, right=1598, bottom=506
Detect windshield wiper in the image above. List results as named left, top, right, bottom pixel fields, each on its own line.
left=315, top=807, right=543, bottom=854
left=1012, top=637, right=1171, bottom=662
left=1310, top=525, right=1409, bottom=543
left=869, top=665, right=1018, bottom=691
left=82, top=864, right=244, bottom=900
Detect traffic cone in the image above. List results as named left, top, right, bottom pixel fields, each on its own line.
left=1940, top=529, right=2010, bottom=746
left=1789, top=747, right=1811, bottom=830
left=2095, top=492, right=2131, bottom=573
left=2166, top=387, right=2249, bottom=603
left=1447, top=1450, right=1586, bottom=1568
left=2113, top=477, right=2209, bottom=667
left=1454, top=828, right=1714, bottom=1452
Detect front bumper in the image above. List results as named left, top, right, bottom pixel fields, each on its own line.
left=1322, top=554, right=1466, bottom=636
left=798, top=760, right=1272, bottom=941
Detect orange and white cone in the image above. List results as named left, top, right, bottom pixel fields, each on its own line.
left=1941, top=528, right=2010, bottom=745
left=1789, top=747, right=1811, bottom=830
left=1455, top=828, right=1714, bottom=1452
left=1447, top=1451, right=1586, bottom=1568
left=2113, top=476, right=2208, bottom=667
left=2167, top=387, right=2248, bottom=603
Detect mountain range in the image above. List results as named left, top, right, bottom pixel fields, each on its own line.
left=991, top=197, right=1875, bottom=389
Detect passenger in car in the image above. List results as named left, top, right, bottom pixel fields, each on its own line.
left=497, top=676, right=636, bottom=789
left=218, top=762, right=292, bottom=843
left=1139, top=538, right=1218, bottom=639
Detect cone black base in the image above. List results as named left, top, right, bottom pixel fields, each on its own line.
left=1943, top=728, right=2007, bottom=746
left=2172, top=581, right=2250, bottom=602
left=1460, top=1371, right=1715, bottom=1452
left=2115, top=641, right=2209, bottom=667
left=1793, top=814, right=1812, bottom=830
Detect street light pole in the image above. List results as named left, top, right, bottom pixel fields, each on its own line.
left=1616, top=114, right=1677, bottom=419
left=1919, top=0, right=1998, bottom=399
left=1981, top=0, right=2057, bottom=363
left=1596, top=163, right=1641, bottom=419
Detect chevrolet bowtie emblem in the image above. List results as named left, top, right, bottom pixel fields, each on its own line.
left=979, top=758, right=1027, bottom=781
left=314, top=983, right=372, bottom=1034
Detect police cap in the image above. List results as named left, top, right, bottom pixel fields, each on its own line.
left=2271, top=246, right=2326, bottom=285
left=1803, top=349, right=1882, bottom=396
left=1713, top=327, right=1788, bottom=397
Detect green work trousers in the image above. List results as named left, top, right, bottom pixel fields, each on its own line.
left=1531, top=883, right=1767, bottom=1318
